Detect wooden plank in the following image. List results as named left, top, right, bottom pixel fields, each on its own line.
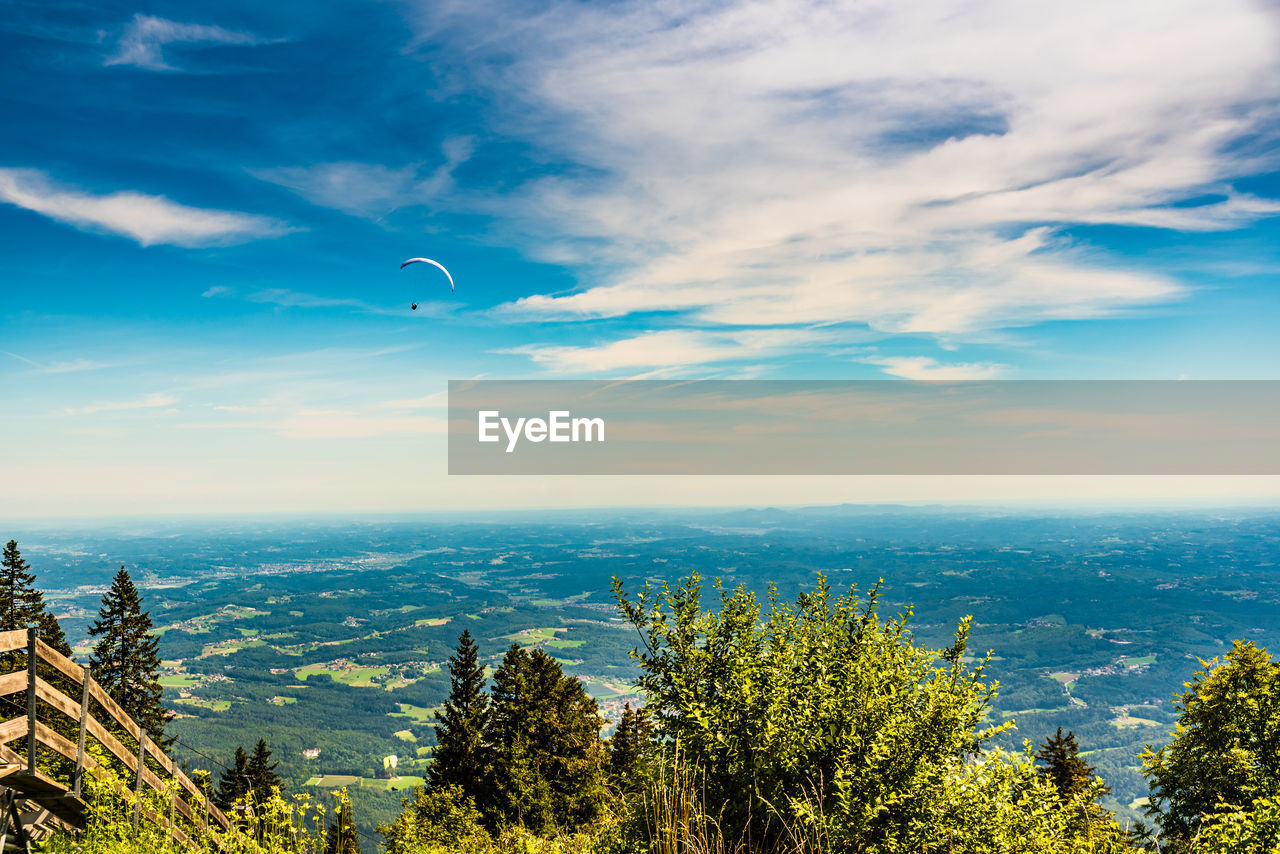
left=86, top=681, right=141, bottom=741
left=34, top=677, right=81, bottom=723
left=0, top=717, right=26, bottom=744
left=34, top=720, right=79, bottom=763
left=73, top=676, right=90, bottom=797
left=0, top=631, right=27, bottom=655
left=26, top=629, right=36, bottom=774
left=0, top=671, right=27, bottom=698
left=84, top=715, right=136, bottom=773
left=33, top=640, right=84, bottom=684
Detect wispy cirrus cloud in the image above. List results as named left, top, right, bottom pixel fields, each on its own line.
left=253, top=137, right=474, bottom=218
left=861, top=356, right=1006, bottom=381
left=63, top=392, right=178, bottom=416
left=105, top=14, right=273, bottom=71
left=500, top=329, right=821, bottom=374
left=3, top=351, right=121, bottom=374
left=0, top=168, right=293, bottom=247
left=408, top=0, right=1280, bottom=367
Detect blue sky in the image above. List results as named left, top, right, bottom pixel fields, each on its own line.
left=3, top=0, right=1280, bottom=514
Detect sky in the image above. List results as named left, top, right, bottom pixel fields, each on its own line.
left=3, top=0, right=1280, bottom=515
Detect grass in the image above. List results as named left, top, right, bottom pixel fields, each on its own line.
left=172, top=697, right=232, bottom=712
left=303, top=774, right=426, bottom=791
left=295, top=662, right=390, bottom=687
left=414, top=617, right=451, bottom=627
left=158, top=674, right=201, bottom=688
left=268, top=696, right=298, bottom=705
left=394, top=729, right=417, bottom=742
left=1111, top=714, right=1163, bottom=729
left=1120, top=654, right=1157, bottom=666
left=390, top=702, right=440, bottom=725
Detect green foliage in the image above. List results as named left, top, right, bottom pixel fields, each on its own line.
left=217, top=745, right=252, bottom=808
left=1141, top=641, right=1280, bottom=845
left=485, top=643, right=608, bottom=833
left=326, top=788, right=362, bottom=854
left=89, top=566, right=171, bottom=747
left=381, top=784, right=492, bottom=853
left=1037, top=728, right=1099, bottom=802
left=429, top=629, right=490, bottom=799
left=614, top=571, right=1132, bottom=853
left=248, top=738, right=284, bottom=802
left=1188, top=796, right=1280, bottom=854
left=0, top=538, right=71, bottom=654
left=607, top=702, right=652, bottom=790
left=45, top=743, right=331, bottom=854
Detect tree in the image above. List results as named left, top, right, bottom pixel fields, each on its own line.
left=325, top=789, right=361, bottom=854
left=380, top=784, right=490, bottom=854
left=247, top=739, right=282, bottom=802
left=608, top=702, right=652, bottom=787
left=0, top=540, right=71, bottom=657
left=1037, top=728, right=1102, bottom=802
left=216, top=746, right=251, bottom=809
left=88, top=567, right=171, bottom=747
left=1036, top=727, right=1116, bottom=840
left=613, top=571, right=1127, bottom=852
left=429, top=630, right=490, bottom=799
left=485, top=643, right=607, bottom=832
left=1142, top=640, right=1280, bottom=846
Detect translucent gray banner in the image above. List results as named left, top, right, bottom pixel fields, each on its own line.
left=447, top=380, right=1280, bottom=474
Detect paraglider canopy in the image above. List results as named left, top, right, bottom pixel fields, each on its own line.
left=400, top=257, right=455, bottom=292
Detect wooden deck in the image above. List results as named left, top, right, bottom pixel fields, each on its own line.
left=0, top=628, right=235, bottom=851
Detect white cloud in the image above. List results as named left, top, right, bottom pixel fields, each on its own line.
left=64, top=392, right=179, bottom=416
left=410, top=0, right=1280, bottom=363
left=105, top=14, right=269, bottom=71
left=254, top=138, right=474, bottom=217
left=0, top=168, right=292, bottom=247
left=501, top=328, right=818, bottom=373
left=202, top=286, right=232, bottom=298
left=862, top=356, right=1005, bottom=381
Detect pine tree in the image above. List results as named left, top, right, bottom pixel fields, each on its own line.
left=216, top=746, right=250, bottom=809
left=0, top=540, right=72, bottom=657
left=325, top=789, right=361, bottom=854
left=88, top=567, right=171, bottom=747
left=608, top=702, right=652, bottom=787
left=429, top=630, right=491, bottom=798
left=1036, top=727, right=1101, bottom=802
left=246, top=739, right=282, bottom=802
left=485, top=643, right=607, bottom=832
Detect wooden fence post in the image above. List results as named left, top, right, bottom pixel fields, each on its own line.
left=133, top=731, right=147, bottom=833
left=72, top=674, right=91, bottom=797
left=25, top=628, right=36, bottom=775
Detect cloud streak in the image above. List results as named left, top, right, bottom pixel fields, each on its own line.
left=0, top=168, right=293, bottom=247
left=410, top=0, right=1280, bottom=366
left=105, top=14, right=272, bottom=71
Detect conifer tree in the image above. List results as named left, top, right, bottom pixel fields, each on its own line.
left=0, top=540, right=72, bottom=657
left=608, top=702, right=652, bottom=787
left=325, top=789, right=361, bottom=854
left=486, top=643, right=607, bottom=832
left=247, top=739, right=282, bottom=801
left=429, top=630, right=490, bottom=797
left=216, top=746, right=251, bottom=809
left=1036, top=727, right=1102, bottom=801
left=88, top=567, right=170, bottom=746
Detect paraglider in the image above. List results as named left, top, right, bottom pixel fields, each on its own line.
left=400, top=257, right=454, bottom=310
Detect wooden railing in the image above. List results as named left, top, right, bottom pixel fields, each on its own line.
left=0, top=628, right=234, bottom=848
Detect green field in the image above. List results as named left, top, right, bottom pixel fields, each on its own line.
left=390, top=702, right=440, bottom=725
left=296, top=662, right=390, bottom=687
left=159, top=674, right=201, bottom=688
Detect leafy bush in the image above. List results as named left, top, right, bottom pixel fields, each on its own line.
left=613, top=572, right=1128, bottom=853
